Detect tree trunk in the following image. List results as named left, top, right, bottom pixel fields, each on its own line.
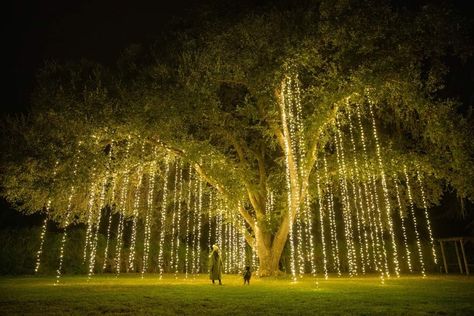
left=255, top=223, right=289, bottom=276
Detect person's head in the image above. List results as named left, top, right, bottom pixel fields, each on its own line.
left=245, top=266, right=250, bottom=271
left=212, top=244, right=219, bottom=252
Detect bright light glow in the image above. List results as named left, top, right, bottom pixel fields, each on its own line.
left=315, top=159, right=328, bottom=279
left=404, top=165, right=425, bottom=276
left=280, top=72, right=297, bottom=281
left=127, top=171, right=143, bottom=272
left=174, top=159, right=184, bottom=277
left=416, top=170, right=437, bottom=265
left=323, top=153, right=341, bottom=276
left=368, top=100, right=400, bottom=277
left=141, top=160, right=156, bottom=277
left=158, top=157, right=170, bottom=279
left=393, top=176, right=413, bottom=272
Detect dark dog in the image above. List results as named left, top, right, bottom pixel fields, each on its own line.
left=243, top=266, right=251, bottom=285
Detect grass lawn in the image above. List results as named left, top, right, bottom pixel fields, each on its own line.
left=0, top=273, right=473, bottom=315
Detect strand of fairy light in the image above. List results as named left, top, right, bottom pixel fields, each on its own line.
left=191, top=167, right=198, bottom=275
left=35, top=160, right=59, bottom=274
left=87, top=173, right=109, bottom=279
left=393, top=175, right=413, bottom=272
left=128, top=142, right=146, bottom=272
left=347, top=110, right=370, bottom=273
left=337, top=114, right=360, bottom=275
left=403, top=165, right=425, bottom=276
left=127, top=170, right=143, bottom=272
left=102, top=176, right=117, bottom=271
left=334, top=117, right=357, bottom=276
left=355, top=104, right=385, bottom=282
left=289, top=71, right=307, bottom=277
left=230, top=211, right=236, bottom=272
left=280, top=73, right=297, bottom=282
left=208, top=187, right=214, bottom=257
left=416, top=169, right=437, bottom=265
left=240, top=215, right=247, bottom=273
left=169, top=160, right=180, bottom=274
left=368, top=99, right=400, bottom=277
left=196, top=165, right=203, bottom=275
left=217, top=198, right=223, bottom=251
left=315, top=159, right=329, bottom=279
left=294, top=71, right=317, bottom=278
left=351, top=108, right=377, bottom=271
left=222, top=203, right=228, bottom=273
left=185, top=164, right=193, bottom=278
left=341, top=110, right=365, bottom=274
left=323, top=153, right=341, bottom=276
left=287, top=73, right=305, bottom=278
left=89, top=138, right=115, bottom=279
left=82, top=168, right=96, bottom=264
left=55, top=146, right=81, bottom=285
left=115, top=137, right=131, bottom=277
left=364, top=101, right=390, bottom=278
left=158, top=157, right=170, bottom=279
left=141, top=159, right=157, bottom=278
left=83, top=169, right=98, bottom=264
left=174, top=160, right=184, bottom=277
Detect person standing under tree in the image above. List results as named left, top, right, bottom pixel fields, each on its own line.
left=209, top=244, right=223, bottom=285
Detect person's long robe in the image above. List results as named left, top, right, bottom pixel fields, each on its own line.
left=209, top=250, right=223, bottom=280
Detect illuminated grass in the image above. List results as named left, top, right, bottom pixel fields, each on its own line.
left=0, top=274, right=473, bottom=315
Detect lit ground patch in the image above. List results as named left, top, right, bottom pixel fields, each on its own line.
left=0, top=274, right=473, bottom=315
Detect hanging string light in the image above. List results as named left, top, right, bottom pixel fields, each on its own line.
left=355, top=104, right=385, bottom=282
left=55, top=146, right=81, bottom=285
left=114, top=173, right=129, bottom=277
left=323, top=153, right=341, bottom=276
left=196, top=165, right=203, bottom=275
left=404, top=165, right=425, bottom=276
left=208, top=188, right=214, bottom=256
left=416, top=169, right=437, bottom=264
left=158, top=157, right=170, bottom=279
left=115, top=137, right=132, bottom=277
left=368, top=100, right=400, bottom=277
left=35, top=160, right=59, bottom=274
left=127, top=171, right=143, bottom=272
left=347, top=111, right=369, bottom=273
left=174, top=159, right=184, bottom=278
left=88, top=175, right=109, bottom=279
left=191, top=167, right=199, bottom=276
left=393, top=176, right=413, bottom=272
left=315, top=159, right=328, bottom=279
left=169, top=160, right=180, bottom=275
left=142, top=159, right=157, bottom=278
left=280, top=73, right=297, bottom=282
left=240, top=217, right=247, bottom=273
left=83, top=170, right=98, bottom=264
left=102, top=175, right=117, bottom=271
left=185, top=164, right=193, bottom=278
left=334, top=119, right=357, bottom=276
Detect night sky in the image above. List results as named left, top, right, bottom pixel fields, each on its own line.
left=2, top=0, right=474, bottom=234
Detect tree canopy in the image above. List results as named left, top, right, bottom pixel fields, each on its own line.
left=1, top=0, right=473, bottom=275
